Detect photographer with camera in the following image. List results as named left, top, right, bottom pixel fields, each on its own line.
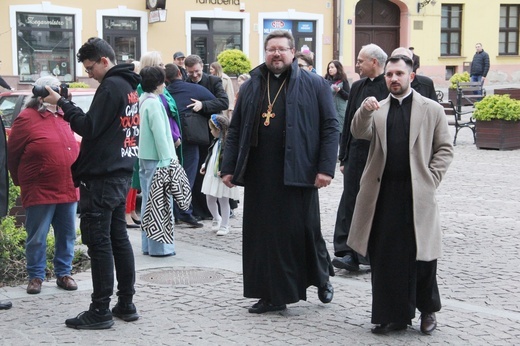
left=7, top=75, right=79, bottom=296
left=42, top=37, right=140, bottom=330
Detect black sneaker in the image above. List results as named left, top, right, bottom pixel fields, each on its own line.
left=112, top=302, right=140, bottom=322
left=65, top=306, right=114, bottom=330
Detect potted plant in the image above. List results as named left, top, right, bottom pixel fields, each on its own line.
left=473, top=94, right=520, bottom=150
left=448, top=71, right=470, bottom=104
left=217, top=49, right=252, bottom=77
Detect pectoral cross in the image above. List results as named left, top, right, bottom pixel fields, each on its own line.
left=262, top=105, right=275, bottom=126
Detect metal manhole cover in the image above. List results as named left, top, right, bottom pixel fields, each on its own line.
left=139, top=268, right=224, bottom=286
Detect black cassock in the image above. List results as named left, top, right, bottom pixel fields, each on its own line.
left=242, top=71, right=333, bottom=306
left=368, top=94, right=441, bottom=325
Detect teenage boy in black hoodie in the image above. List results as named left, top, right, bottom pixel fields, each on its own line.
left=45, top=37, right=141, bottom=330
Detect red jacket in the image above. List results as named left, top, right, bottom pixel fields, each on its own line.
left=7, top=107, right=79, bottom=208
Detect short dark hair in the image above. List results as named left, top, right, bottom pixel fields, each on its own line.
left=77, top=37, right=116, bottom=64
left=264, top=30, right=295, bottom=50
left=184, top=54, right=203, bottom=68
left=139, top=66, right=165, bottom=93
left=165, top=63, right=180, bottom=81
left=385, top=55, right=414, bottom=71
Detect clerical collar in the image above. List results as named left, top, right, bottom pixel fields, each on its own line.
left=390, top=90, right=413, bottom=105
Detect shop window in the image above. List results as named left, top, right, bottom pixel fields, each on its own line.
left=16, top=12, right=75, bottom=83
left=103, top=17, right=141, bottom=63
left=191, top=18, right=242, bottom=70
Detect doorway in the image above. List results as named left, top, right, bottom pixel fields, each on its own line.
left=355, top=0, right=400, bottom=62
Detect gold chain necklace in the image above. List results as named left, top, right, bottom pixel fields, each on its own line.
left=262, top=74, right=287, bottom=126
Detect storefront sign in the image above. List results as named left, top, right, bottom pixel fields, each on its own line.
left=298, top=22, right=313, bottom=33
left=195, top=0, right=240, bottom=5
left=263, top=20, right=293, bottom=34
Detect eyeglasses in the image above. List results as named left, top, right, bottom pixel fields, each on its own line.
left=298, top=64, right=309, bottom=68
left=84, top=61, right=100, bottom=74
left=265, top=47, right=291, bottom=55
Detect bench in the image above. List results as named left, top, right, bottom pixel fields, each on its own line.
left=455, top=81, right=486, bottom=113
left=440, top=100, right=476, bottom=146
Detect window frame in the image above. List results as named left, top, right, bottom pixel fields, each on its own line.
left=440, top=4, right=462, bottom=57
left=499, top=4, right=520, bottom=55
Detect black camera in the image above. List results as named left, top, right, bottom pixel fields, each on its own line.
left=32, top=83, right=69, bottom=99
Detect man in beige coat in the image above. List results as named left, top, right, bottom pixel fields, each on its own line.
left=348, top=55, right=453, bottom=335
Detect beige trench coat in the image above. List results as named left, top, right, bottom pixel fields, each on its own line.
left=347, top=90, right=454, bottom=261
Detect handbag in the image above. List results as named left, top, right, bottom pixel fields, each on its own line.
left=180, top=112, right=210, bottom=145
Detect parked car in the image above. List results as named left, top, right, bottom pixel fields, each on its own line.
left=0, top=88, right=96, bottom=130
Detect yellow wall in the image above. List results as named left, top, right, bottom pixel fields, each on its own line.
left=341, top=0, right=520, bottom=87
left=0, top=0, right=334, bottom=89
left=2, top=0, right=519, bottom=89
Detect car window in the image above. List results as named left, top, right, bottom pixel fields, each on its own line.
left=71, top=94, right=94, bottom=112
left=0, top=96, right=20, bottom=127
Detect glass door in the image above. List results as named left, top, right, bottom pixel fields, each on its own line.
left=103, top=17, right=141, bottom=63
left=192, top=34, right=210, bottom=72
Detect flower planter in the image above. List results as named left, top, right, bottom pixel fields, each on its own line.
left=476, top=119, right=520, bottom=150
left=493, top=88, right=520, bottom=100
left=448, top=89, right=473, bottom=106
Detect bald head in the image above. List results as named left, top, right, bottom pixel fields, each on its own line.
left=391, top=47, right=413, bottom=59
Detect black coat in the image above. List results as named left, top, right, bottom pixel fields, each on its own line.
left=221, top=60, right=339, bottom=187
left=187, top=73, right=229, bottom=114
left=470, top=50, right=490, bottom=77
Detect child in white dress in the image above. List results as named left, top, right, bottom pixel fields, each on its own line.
left=200, top=114, right=239, bottom=235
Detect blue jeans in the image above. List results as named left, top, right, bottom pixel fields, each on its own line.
left=140, top=159, right=175, bottom=256
left=25, top=202, right=77, bottom=280
left=470, top=74, right=483, bottom=83
left=79, top=176, right=135, bottom=309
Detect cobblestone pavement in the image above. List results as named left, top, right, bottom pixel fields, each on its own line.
left=1, top=123, right=520, bottom=345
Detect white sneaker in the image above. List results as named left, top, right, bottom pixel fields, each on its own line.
left=211, top=219, right=221, bottom=232
left=216, top=226, right=229, bottom=236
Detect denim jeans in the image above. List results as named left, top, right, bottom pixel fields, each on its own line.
left=25, top=202, right=77, bottom=280
left=79, top=176, right=135, bottom=309
left=470, top=74, right=483, bottom=83
left=139, top=159, right=175, bottom=256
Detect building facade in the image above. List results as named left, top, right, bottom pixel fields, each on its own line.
left=0, top=0, right=519, bottom=90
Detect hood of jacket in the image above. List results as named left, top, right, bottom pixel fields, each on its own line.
left=103, top=63, right=141, bottom=89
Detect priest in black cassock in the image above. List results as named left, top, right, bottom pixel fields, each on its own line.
left=221, top=30, right=338, bottom=314
left=348, top=55, right=454, bottom=335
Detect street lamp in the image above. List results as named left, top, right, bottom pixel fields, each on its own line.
left=417, top=0, right=437, bottom=13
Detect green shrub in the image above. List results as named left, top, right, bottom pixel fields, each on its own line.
left=0, top=174, right=89, bottom=286
left=0, top=216, right=27, bottom=284
left=473, top=94, right=520, bottom=121
left=67, top=82, right=90, bottom=88
left=217, top=49, right=252, bottom=76
left=449, top=71, right=470, bottom=89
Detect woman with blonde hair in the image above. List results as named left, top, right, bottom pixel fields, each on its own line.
left=210, top=61, right=235, bottom=118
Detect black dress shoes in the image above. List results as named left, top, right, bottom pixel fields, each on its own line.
left=332, top=255, right=359, bottom=272
left=178, top=215, right=204, bottom=228
left=371, top=323, right=407, bottom=334
left=248, top=299, right=286, bottom=314
left=0, top=300, right=12, bottom=310
left=420, top=312, right=437, bottom=334
left=318, top=281, right=334, bottom=303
